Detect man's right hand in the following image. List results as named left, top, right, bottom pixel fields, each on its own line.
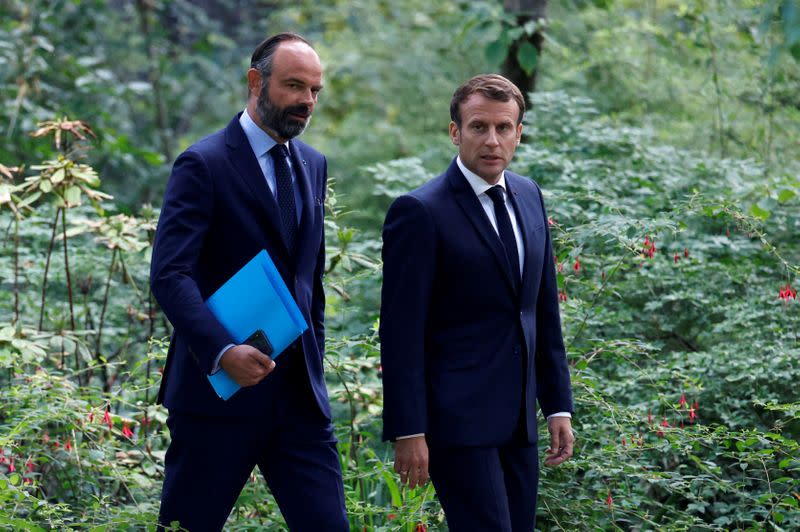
left=219, top=344, right=275, bottom=387
left=394, top=435, right=429, bottom=489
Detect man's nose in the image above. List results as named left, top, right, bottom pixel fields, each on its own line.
left=485, top=128, right=500, bottom=146
left=300, top=88, right=316, bottom=109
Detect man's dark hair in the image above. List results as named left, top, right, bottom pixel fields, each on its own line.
left=249, top=32, right=313, bottom=91
left=449, top=74, right=526, bottom=128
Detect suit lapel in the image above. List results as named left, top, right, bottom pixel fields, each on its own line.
left=506, top=174, right=545, bottom=310
left=289, top=140, right=316, bottom=268
left=224, top=115, right=288, bottom=256
left=446, top=160, right=517, bottom=296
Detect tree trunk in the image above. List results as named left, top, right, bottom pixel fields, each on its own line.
left=501, top=0, right=548, bottom=106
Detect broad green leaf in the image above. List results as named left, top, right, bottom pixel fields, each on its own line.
left=50, top=168, right=65, bottom=184
left=748, top=204, right=770, bottom=220
left=777, top=189, right=796, bottom=203
left=485, top=39, right=509, bottom=65
left=516, top=41, right=539, bottom=74
left=39, top=180, right=52, bottom=193
left=64, top=186, right=82, bottom=206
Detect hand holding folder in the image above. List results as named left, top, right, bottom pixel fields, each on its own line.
left=205, top=250, right=308, bottom=400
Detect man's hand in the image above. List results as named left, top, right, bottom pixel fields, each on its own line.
left=544, top=416, right=574, bottom=467
left=219, top=344, right=275, bottom=387
left=394, top=436, right=429, bottom=489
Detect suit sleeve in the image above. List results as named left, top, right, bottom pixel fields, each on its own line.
left=379, top=195, right=435, bottom=441
left=149, top=150, right=233, bottom=374
left=533, top=184, right=574, bottom=417
left=311, top=157, right=327, bottom=356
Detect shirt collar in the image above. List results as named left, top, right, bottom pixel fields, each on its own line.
left=239, top=108, right=289, bottom=157
left=456, top=156, right=507, bottom=198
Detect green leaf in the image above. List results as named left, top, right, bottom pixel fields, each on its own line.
left=39, top=180, right=53, bottom=193
left=64, top=186, right=82, bottom=206
left=486, top=39, right=509, bottom=65
left=777, top=189, right=796, bottom=203
left=9, top=473, right=20, bottom=486
left=516, top=41, right=539, bottom=75
left=748, top=204, right=770, bottom=220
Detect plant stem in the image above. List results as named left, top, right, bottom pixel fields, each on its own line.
left=38, top=207, right=61, bottom=331
left=704, top=13, right=726, bottom=157
left=13, top=215, right=20, bottom=325
left=95, top=247, right=117, bottom=389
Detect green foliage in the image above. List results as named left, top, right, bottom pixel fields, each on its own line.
left=1, top=0, right=799, bottom=530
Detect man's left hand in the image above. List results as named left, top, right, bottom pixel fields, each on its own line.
left=544, top=417, right=574, bottom=466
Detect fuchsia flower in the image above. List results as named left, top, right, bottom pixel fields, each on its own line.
left=674, top=252, right=679, bottom=263
left=26, top=459, right=34, bottom=473
left=689, top=407, right=697, bottom=422
left=8, top=459, right=15, bottom=473
left=684, top=248, right=689, bottom=258
left=679, top=393, right=687, bottom=408
left=415, top=524, right=427, bottom=532
left=65, top=440, right=72, bottom=452
left=104, top=409, right=113, bottom=429
left=779, top=283, right=797, bottom=301
left=621, top=436, right=627, bottom=447
left=647, top=411, right=653, bottom=424
left=606, top=491, right=613, bottom=510
left=122, top=423, right=134, bottom=439
left=557, top=262, right=564, bottom=273
left=548, top=216, right=554, bottom=226
left=88, top=411, right=94, bottom=423
left=573, top=258, right=581, bottom=273
left=559, top=291, right=568, bottom=302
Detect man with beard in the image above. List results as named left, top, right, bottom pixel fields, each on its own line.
left=150, top=33, right=348, bottom=530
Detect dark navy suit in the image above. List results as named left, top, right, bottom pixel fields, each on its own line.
left=380, top=159, right=573, bottom=530
left=150, top=114, right=347, bottom=531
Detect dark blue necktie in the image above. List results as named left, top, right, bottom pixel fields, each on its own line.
left=269, top=144, right=298, bottom=252
left=486, top=185, right=520, bottom=290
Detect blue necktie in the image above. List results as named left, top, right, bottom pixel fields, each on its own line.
left=269, top=144, right=298, bottom=252
left=486, top=185, right=520, bottom=290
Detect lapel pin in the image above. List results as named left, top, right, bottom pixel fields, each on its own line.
left=302, top=159, right=307, bottom=165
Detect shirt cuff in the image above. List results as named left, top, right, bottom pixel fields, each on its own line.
left=396, top=433, right=425, bottom=440
left=211, top=344, right=236, bottom=374
left=546, top=412, right=572, bottom=421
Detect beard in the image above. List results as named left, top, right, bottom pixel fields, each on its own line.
left=255, top=80, right=311, bottom=140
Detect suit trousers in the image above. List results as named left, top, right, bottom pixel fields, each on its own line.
left=157, top=348, right=347, bottom=531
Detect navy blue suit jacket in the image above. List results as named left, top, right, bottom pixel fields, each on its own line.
left=150, top=114, right=330, bottom=418
left=380, top=159, right=573, bottom=448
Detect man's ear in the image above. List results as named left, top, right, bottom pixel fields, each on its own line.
left=516, top=122, right=523, bottom=144
left=449, top=121, right=460, bottom=145
left=247, top=68, right=262, bottom=96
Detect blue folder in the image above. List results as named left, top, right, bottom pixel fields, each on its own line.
left=205, top=250, right=308, bottom=400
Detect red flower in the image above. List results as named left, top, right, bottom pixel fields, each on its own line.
left=573, top=258, right=581, bottom=273
left=689, top=407, right=696, bottom=421
left=65, top=440, right=72, bottom=452
left=26, top=459, right=34, bottom=472
left=679, top=393, right=687, bottom=408
left=693, top=400, right=699, bottom=412
left=621, top=436, right=627, bottom=447
left=644, top=236, right=650, bottom=248
left=53, top=441, right=60, bottom=449
left=684, top=248, right=689, bottom=258
left=548, top=216, right=554, bottom=226
left=387, top=513, right=396, bottom=521
left=606, top=491, right=613, bottom=509
left=661, top=417, right=669, bottom=428
left=8, top=459, right=15, bottom=473
left=557, top=262, right=564, bottom=273
left=601, top=271, right=606, bottom=280
left=42, top=432, right=50, bottom=443
left=104, top=409, right=113, bottom=429
left=559, top=290, right=568, bottom=302
left=648, top=246, right=655, bottom=259
left=415, top=524, right=427, bottom=532
left=88, top=411, right=94, bottom=423
left=647, top=411, right=653, bottom=424
left=122, top=423, right=134, bottom=439
left=674, top=252, right=679, bottom=263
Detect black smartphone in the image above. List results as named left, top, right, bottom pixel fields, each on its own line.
left=244, top=329, right=274, bottom=357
